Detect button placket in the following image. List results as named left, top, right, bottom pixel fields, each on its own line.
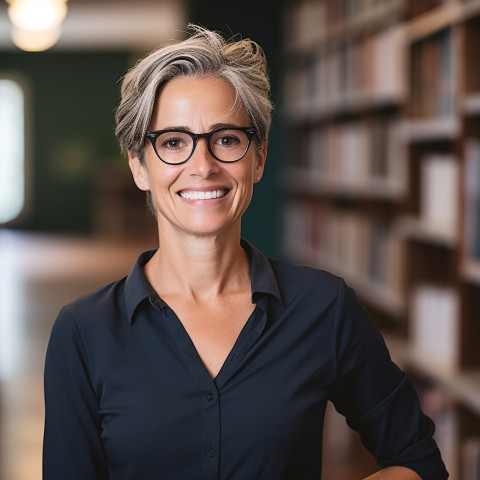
left=202, top=385, right=220, bottom=478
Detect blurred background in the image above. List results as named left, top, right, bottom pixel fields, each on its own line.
left=2, top=0, right=480, bottom=478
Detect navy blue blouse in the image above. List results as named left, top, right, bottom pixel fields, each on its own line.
left=43, top=240, right=448, bottom=479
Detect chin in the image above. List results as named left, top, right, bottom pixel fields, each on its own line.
left=185, top=226, right=231, bottom=238
left=181, top=218, right=240, bottom=238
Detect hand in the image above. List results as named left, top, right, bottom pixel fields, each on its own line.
left=363, top=466, right=422, bottom=479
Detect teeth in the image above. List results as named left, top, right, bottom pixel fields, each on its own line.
left=180, top=189, right=227, bottom=200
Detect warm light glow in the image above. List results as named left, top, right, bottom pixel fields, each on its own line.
left=7, top=0, right=67, bottom=31
left=0, top=79, right=25, bottom=224
left=11, top=24, right=61, bottom=51
left=6, top=0, right=68, bottom=51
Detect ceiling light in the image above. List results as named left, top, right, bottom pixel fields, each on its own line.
left=10, top=24, right=62, bottom=51
left=6, top=0, right=68, bottom=51
left=7, top=0, right=67, bottom=31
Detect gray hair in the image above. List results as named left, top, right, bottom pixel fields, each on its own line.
left=115, top=24, right=273, bottom=161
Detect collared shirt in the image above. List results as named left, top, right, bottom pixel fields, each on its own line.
left=43, top=240, right=448, bottom=480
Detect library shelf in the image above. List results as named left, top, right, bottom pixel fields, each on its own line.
left=461, top=0, right=480, bottom=22
left=396, top=216, right=458, bottom=247
left=463, top=93, right=480, bottom=116
left=400, top=118, right=460, bottom=142
left=385, top=334, right=480, bottom=417
left=281, top=0, right=480, bottom=475
left=406, top=1, right=462, bottom=42
left=462, top=258, right=480, bottom=284
left=284, top=0, right=405, bottom=55
left=285, top=94, right=406, bottom=127
left=283, top=169, right=405, bottom=202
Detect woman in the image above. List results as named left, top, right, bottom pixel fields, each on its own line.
left=43, top=25, right=448, bottom=479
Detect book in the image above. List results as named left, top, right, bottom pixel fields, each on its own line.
left=410, top=28, right=454, bottom=119
left=410, top=285, right=459, bottom=371
left=464, top=138, right=480, bottom=261
left=419, top=153, right=459, bottom=234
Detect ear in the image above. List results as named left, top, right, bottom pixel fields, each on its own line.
left=254, top=142, right=268, bottom=183
left=128, top=151, right=150, bottom=191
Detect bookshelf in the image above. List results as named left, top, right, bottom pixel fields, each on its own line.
left=282, top=0, right=408, bottom=329
left=282, top=0, right=480, bottom=477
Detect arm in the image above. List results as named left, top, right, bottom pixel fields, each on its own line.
left=329, top=280, right=448, bottom=480
left=43, top=307, right=108, bottom=479
left=364, top=466, right=422, bottom=479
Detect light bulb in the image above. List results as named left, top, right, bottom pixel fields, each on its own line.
left=8, top=0, right=68, bottom=31
left=11, top=25, right=62, bottom=51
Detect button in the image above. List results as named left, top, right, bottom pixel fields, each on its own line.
left=207, top=392, right=215, bottom=401
left=207, top=448, right=216, bottom=458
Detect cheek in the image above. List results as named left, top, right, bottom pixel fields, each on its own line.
left=144, top=159, right=180, bottom=192
left=233, top=157, right=259, bottom=181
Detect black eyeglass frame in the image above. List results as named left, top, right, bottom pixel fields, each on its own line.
left=145, top=126, right=256, bottom=165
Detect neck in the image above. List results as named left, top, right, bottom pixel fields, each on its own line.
left=144, top=225, right=250, bottom=301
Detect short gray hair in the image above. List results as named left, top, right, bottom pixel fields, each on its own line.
left=115, top=24, right=273, bottom=161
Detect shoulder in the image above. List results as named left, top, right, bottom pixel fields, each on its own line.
left=58, top=276, right=128, bottom=332
left=265, top=256, right=373, bottom=339
left=268, top=257, right=345, bottom=301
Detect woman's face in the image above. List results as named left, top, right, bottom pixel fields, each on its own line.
left=128, top=76, right=267, bottom=239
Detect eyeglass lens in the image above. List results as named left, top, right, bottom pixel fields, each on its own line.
left=153, top=129, right=251, bottom=164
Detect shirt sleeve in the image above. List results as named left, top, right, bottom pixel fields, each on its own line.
left=328, top=279, right=449, bottom=480
left=43, top=306, right=108, bottom=480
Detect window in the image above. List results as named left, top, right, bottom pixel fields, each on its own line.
left=0, top=77, right=26, bottom=223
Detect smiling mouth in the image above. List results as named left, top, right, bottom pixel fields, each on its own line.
left=178, top=189, right=229, bottom=200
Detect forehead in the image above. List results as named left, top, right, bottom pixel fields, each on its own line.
left=150, top=76, right=248, bottom=129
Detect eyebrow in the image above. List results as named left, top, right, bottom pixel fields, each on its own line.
left=151, top=123, right=246, bottom=133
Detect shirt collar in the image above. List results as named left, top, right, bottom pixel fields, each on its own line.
left=125, top=249, right=158, bottom=323
left=241, top=239, right=282, bottom=305
left=125, top=240, right=283, bottom=324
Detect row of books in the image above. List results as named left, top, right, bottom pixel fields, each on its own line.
left=284, top=24, right=406, bottom=118
left=284, top=0, right=404, bottom=50
left=410, top=27, right=455, bottom=119
left=464, top=138, right=480, bottom=262
left=282, top=199, right=404, bottom=302
left=285, top=119, right=406, bottom=192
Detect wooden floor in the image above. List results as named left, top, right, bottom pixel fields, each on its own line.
left=0, top=230, right=378, bottom=480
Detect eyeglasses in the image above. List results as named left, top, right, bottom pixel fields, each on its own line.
left=145, top=126, right=256, bottom=165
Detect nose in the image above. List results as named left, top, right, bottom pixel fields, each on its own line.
left=187, top=138, right=220, bottom=178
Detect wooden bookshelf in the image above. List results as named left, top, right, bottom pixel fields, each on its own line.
left=397, top=216, right=458, bottom=247
left=385, top=334, right=480, bottom=417
left=282, top=0, right=480, bottom=477
left=284, top=169, right=405, bottom=201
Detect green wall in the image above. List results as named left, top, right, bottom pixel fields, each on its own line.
left=1, top=51, right=130, bottom=232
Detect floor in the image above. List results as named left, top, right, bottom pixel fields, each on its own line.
left=0, top=229, right=376, bottom=480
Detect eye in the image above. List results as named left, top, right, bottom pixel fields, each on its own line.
left=161, top=137, right=185, bottom=150
left=156, top=131, right=192, bottom=153
left=215, top=132, right=242, bottom=147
